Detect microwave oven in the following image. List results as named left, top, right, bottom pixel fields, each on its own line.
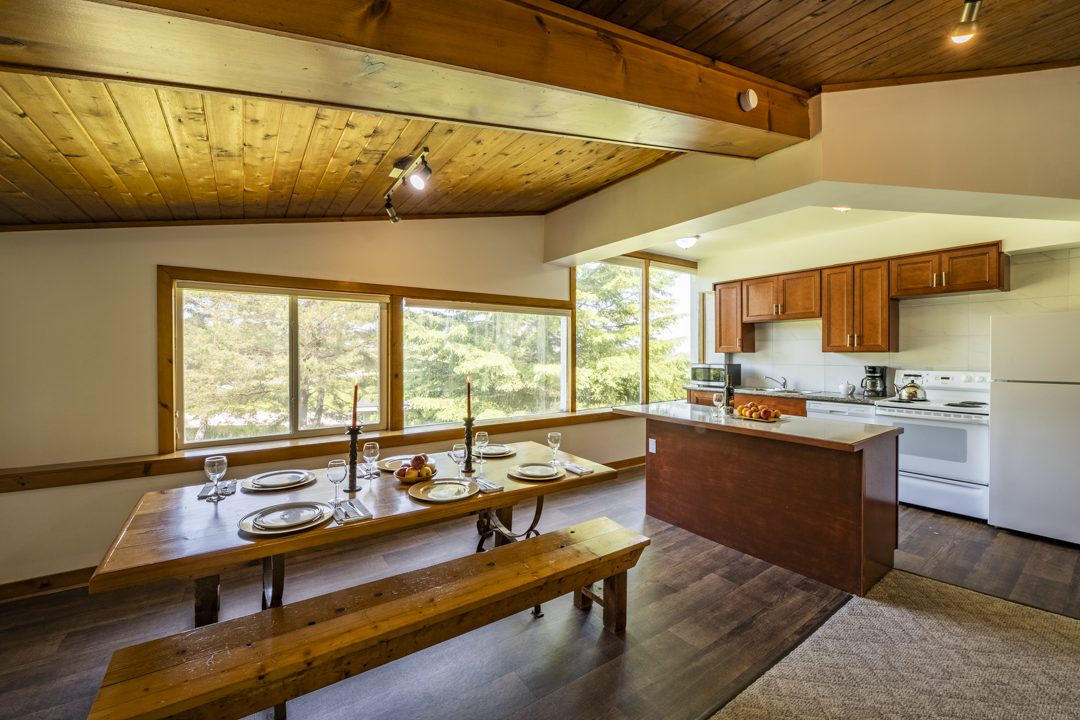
left=690, top=364, right=741, bottom=388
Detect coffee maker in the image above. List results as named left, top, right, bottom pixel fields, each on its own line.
left=861, top=365, right=889, bottom=398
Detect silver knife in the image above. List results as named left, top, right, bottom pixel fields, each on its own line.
left=348, top=499, right=373, bottom=519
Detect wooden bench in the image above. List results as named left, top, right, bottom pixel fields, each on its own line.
left=87, top=517, right=649, bottom=720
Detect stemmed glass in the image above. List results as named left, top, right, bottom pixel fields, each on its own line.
left=547, top=432, right=561, bottom=467
left=363, top=442, right=380, bottom=479
left=450, top=444, right=468, bottom=479
left=474, top=432, right=489, bottom=475
left=713, top=393, right=726, bottom=420
left=203, top=456, right=227, bottom=503
left=327, top=459, right=347, bottom=507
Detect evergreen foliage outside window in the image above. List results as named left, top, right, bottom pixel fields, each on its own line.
left=403, top=305, right=568, bottom=427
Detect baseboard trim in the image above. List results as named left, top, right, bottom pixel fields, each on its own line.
left=609, top=455, right=646, bottom=471
left=0, top=566, right=96, bottom=604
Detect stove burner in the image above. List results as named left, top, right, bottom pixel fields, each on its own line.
left=891, top=398, right=929, bottom=404
left=945, top=401, right=988, bottom=407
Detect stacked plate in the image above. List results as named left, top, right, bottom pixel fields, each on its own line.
left=238, top=501, right=333, bottom=535
left=377, top=455, right=436, bottom=473
left=474, top=443, right=515, bottom=458
left=241, top=469, right=316, bottom=492
left=507, top=463, right=566, bottom=482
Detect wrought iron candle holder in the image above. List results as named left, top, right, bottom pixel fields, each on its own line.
left=346, top=425, right=362, bottom=492
left=463, top=416, right=475, bottom=474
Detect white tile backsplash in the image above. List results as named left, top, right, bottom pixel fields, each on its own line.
left=715, top=251, right=1078, bottom=392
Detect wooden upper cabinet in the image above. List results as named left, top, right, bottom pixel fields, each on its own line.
left=890, top=243, right=1008, bottom=298
left=777, top=270, right=820, bottom=319
left=742, top=276, right=778, bottom=323
left=715, top=281, right=755, bottom=353
left=853, top=260, right=898, bottom=353
left=821, top=266, right=853, bottom=352
left=942, top=245, right=1001, bottom=293
left=890, top=252, right=940, bottom=297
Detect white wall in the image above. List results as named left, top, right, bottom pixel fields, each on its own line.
left=709, top=249, right=1080, bottom=392
left=0, top=216, right=646, bottom=585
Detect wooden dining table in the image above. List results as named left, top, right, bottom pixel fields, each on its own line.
left=89, top=441, right=617, bottom=626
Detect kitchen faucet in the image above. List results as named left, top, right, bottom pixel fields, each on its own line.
left=765, top=376, right=788, bottom=389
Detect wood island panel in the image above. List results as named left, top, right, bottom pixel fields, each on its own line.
left=644, top=419, right=896, bottom=596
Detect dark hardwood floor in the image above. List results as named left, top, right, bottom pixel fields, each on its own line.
left=895, top=503, right=1080, bottom=620
left=0, top=468, right=849, bottom=720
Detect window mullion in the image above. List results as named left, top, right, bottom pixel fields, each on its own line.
left=289, top=296, right=299, bottom=434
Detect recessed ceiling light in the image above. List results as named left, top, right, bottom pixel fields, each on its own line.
left=949, top=0, right=981, bottom=43
left=833, top=207, right=852, bottom=213
left=675, top=235, right=699, bottom=249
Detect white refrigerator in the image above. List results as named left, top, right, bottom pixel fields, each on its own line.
left=990, top=311, right=1080, bottom=544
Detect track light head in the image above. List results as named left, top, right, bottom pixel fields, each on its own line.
left=408, top=158, right=432, bottom=190
left=949, top=0, right=981, bottom=43
left=385, top=198, right=400, bottom=223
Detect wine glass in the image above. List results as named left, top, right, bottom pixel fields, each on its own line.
left=475, top=432, right=489, bottom=470
left=713, top=393, right=726, bottom=419
left=327, top=459, right=347, bottom=507
left=363, top=442, right=380, bottom=479
left=203, top=455, right=227, bottom=503
left=450, top=444, right=468, bottom=478
left=547, top=432, right=561, bottom=467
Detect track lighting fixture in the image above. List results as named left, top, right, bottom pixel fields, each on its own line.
left=408, top=158, right=432, bottom=190
left=384, top=198, right=400, bottom=223
left=675, top=235, right=699, bottom=249
left=949, top=0, right=981, bottom=43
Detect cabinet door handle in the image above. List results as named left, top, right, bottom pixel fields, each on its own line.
left=779, top=303, right=784, bottom=314
left=736, top=337, right=741, bottom=349
left=854, top=333, right=859, bottom=347
left=773, top=303, right=778, bottom=314
left=846, top=334, right=852, bottom=347
left=932, top=273, right=936, bottom=287
left=942, top=271, right=946, bottom=286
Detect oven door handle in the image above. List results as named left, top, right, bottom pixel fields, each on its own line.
left=875, top=408, right=989, bottom=425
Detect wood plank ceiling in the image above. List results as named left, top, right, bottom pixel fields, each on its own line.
left=0, top=71, right=677, bottom=227
left=553, top=0, right=1080, bottom=89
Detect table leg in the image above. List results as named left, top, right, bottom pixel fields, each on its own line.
left=494, top=507, right=513, bottom=548
left=193, top=575, right=219, bottom=627
left=262, top=554, right=285, bottom=610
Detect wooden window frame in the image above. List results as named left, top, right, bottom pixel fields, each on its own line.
left=158, top=265, right=575, bottom=455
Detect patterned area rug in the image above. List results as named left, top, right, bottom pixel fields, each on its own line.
left=713, top=571, right=1080, bottom=720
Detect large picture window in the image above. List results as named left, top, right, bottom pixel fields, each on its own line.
left=176, top=283, right=386, bottom=447
left=403, top=301, right=570, bottom=427
left=575, top=259, right=693, bottom=409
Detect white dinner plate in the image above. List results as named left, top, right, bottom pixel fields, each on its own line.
left=508, top=463, right=566, bottom=482
left=238, top=502, right=333, bottom=536
left=474, top=444, right=514, bottom=458
left=408, top=480, right=480, bottom=504
left=242, top=469, right=316, bottom=491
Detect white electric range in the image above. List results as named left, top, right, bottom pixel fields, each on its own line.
left=874, top=370, right=991, bottom=520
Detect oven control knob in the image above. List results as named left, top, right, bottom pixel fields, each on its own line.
left=974, top=375, right=985, bottom=382
left=961, top=375, right=972, bottom=382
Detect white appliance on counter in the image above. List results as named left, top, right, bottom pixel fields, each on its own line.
left=806, top=401, right=881, bottom=425
left=874, top=370, right=991, bottom=520
left=990, top=311, right=1080, bottom=544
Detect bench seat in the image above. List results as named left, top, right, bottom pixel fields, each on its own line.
left=88, top=517, right=649, bottom=720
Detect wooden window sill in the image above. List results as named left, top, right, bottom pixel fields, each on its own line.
left=0, top=409, right=625, bottom=493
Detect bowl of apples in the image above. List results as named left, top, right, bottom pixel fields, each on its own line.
left=393, top=454, right=437, bottom=484
left=735, top=401, right=783, bottom=423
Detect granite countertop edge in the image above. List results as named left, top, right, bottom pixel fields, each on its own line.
left=684, top=385, right=879, bottom=406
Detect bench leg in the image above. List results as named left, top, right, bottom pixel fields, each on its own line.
left=194, top=575, right=219, bottom=627
left=262, top=554, right=285, bottom=610
left=603, top=572, right=628, bottom=634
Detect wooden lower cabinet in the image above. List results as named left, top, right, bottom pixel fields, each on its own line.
left=688, top=390, right=720, bottom=406
left=734, top=393, right=806, bottom=417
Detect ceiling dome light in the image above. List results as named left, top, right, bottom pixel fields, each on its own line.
left=408, top=158, right=432, bottom=190
left=675, top=235, right=699, bottom=249
left=833, top=207, right=852, bottom=213
left=949, top=0, right=981, bottom=43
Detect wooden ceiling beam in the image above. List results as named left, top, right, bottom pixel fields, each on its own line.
left=0, top=0, right=809, bottom=158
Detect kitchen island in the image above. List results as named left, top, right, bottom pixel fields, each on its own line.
left=613, top=401, right=902, bottom=596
